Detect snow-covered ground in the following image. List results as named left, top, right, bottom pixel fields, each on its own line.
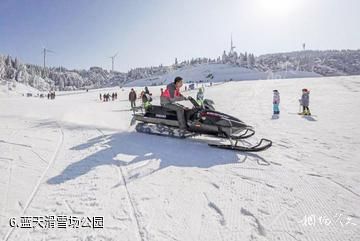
left=0, top=81, right=41, bottom=98
left=124, top=63, right=321, bottom=87
left=0, top=76, right=359, bottom=241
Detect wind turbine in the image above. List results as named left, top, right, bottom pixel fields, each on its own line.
left=109, top=52, right=118, bottom=72
left=41, top=47, right=55, bottom=79
left=42, top=47, right=55, bottom=69
left=230, top=34, right=236, bottom=54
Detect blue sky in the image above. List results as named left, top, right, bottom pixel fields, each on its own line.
left=1, top=0, right=359, bottom=72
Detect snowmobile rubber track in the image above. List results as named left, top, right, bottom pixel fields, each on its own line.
left=135, top=123, right=197, bottom=139
left=136, top=123, right=271, bottom=152
left=208, top=138, right=272, bottom=152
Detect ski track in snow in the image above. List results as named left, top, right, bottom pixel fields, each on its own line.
left=241, top=207, right=266, bottom=236
left=3, top=122, right=64, bottom=241
left=0, top=130, right=17, bottom=229
left=95, top=127, right=144, bottom=241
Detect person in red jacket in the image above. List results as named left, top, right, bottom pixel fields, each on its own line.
left=160, top=76, right=187, bottom=130
left=160, top=88, right=164, bottom=97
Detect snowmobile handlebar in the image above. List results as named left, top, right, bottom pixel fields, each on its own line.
left=187, top=96, right=201, bottom=108
left=187, top=96, right=215, bottom=111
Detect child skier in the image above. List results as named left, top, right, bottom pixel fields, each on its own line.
left=273, top=90, right=280, bottom=115
left=300, top=88, right=311, bottom=115
left=196, top=87, right=204, bottom=106
left=141, top=89, right=152, bottom=110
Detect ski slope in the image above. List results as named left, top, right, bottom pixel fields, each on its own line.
left=0, top=81, right=41, bottom=98
left=124, top=63, right=321, bottom=87
left=0, top=76, right=359, bottom=241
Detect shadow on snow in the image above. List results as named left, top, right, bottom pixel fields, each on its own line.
left=47, top=131, right=271, bottom=185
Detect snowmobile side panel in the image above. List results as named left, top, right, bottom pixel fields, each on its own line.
left=133, top=114, right=180, bottom=127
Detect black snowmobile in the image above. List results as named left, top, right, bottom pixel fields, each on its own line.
left=131, top=96, right=272, bottom=152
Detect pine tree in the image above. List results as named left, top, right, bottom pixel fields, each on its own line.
left=14, top=58, right=20, bottom=69
left=243, top=52, right=248, bottom=62
left=222, top=50, right=227, bottom=63
left=247, top=53, right=255, bottom=68
left=251, top=54, right=256, bottom=67
left=5, top=55, right=11, bottom=66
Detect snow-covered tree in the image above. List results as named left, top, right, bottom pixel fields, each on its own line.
left=13, top=58, right=20, bottom=69
left=222, top=51, right=227, bottom=63
left=5, top=55, right=11, bottom=66
left=243, top=52, right=248, bottom=63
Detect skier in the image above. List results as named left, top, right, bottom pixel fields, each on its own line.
left=141, top=87, right=152, bottom=109
left=142, top=92, right=152, bottom=109
left=273, top=90, right=280, bottom=114
left=99, top=93, right=102, bottom=101
left=129, top=89, right=137, bottom=109
left=160, top=76, right=187, bottom=130
left=160, top=88, right=164, bottom=97
left=144, top=86, right=150, bottom=95
left=196, top=87, right=204, bottom=106
left=300, top=88, right=311, bottom=115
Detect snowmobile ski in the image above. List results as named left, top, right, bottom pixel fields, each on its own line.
left=208, top=138, right=272, bottom=152
left=229, top=128, right=255, bottom=139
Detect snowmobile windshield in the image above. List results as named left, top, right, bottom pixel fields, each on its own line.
left=204, top=99, right=214, bottom=105
left=188, top=96, right=201, bottom=108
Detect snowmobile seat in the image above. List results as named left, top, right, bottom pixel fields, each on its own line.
left=185, top=108, right=198, bottom=121
left=145, top=105, right=178, bottom=120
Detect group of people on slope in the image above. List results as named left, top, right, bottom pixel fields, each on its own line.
left=272, top=88, right=311, bottom=115
left=47, top=91, right=56, bottom=100
left=100, top=92, right=117, bottom=102
left=128, top=76, right=312, bottom=132
left=128, top=86, right=153, bottom=109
